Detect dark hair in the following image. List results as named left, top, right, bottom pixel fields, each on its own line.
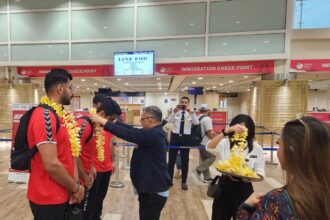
left=229, top=114, right=255, bottom=153
left=143, top=106, right=162, bottom=122
left=281, top=116, right=330, bottom=219
left=180, top=96, right=190, bottom=103
left=93, top=94, right=107, bottom=105
left=97, top=98, right=122, bottom=116
left=44, top=69, right=72, bottom=94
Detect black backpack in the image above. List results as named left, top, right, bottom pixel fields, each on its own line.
left=190, top=115, right=207, bottom=146
left=10, top=104, right=60, bottom=171
left=77, top=116, right=94, bottom=144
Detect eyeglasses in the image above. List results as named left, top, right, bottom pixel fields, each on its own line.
left=140, top=117, right=153, bottom=122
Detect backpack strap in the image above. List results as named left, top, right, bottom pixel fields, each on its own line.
left=199, top=115, right=207, bottom=122
left=78, top=116, right=94, bottom=144
left=198, top=115, right=207, bottom=138
left=30, top=105, right=61, bottom=158
left=39, top=104, right=61, bottom=133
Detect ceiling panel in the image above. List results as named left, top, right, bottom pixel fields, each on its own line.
left=26, top=72, right=330, bottom=95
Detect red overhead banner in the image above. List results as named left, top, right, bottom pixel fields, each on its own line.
left=307, top=112, right=330, bottom=125
left=17, top=60, right=275, bottom=78
left=156, top=60, right=275, bottom=75
left=17, top=65, right=114, bottom=77
left=291, top=59, right=330, bottom=72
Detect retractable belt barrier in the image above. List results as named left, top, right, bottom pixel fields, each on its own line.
left=165, top=145, right=206, bottom=149
left=109, top=141, right=125, bottom=188
left=0, top=129, right=12, bottom=143
left=0, top=139, right=11, bottom=142
left=255, top=131, right=280, bottom=165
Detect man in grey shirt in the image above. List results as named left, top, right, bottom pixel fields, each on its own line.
left=194, top=104, right=216, bottom=182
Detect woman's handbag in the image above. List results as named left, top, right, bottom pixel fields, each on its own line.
left=207, top=175, right=225, bottom=199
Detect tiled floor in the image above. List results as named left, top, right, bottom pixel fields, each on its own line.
left=0, top=142, right=285, bottom=220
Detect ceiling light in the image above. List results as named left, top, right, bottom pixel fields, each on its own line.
left=157, top=82, right=161, bottom=85
left=117, top=78, right=122, bottom=81
left=102, top=85, right=106, bottom=88
left=244, top=75, right=248, bottom=78
left=124, top=82, right=129, bottom=85
left=235, top=21, right=241, bottom=24
left=198, top=77, right=203, bottom=80
left=228, top=80, right=234, bottom=83
left=222, top=42, right=227, bottom=46
left=253, top=49, right=257, bottom=52
left=219, top=83, right=224, bottom=86
left=192, top=81, right=196, bottom=84
left=263, top=40, right=270, bottom=44
left=157, top=78, right=160, bottom=80
left=164, top=92, right=168, bottom=95
left=247, top=89, right=250, bottom=92
left=212, top=86, right=216, bottom=89
left=87, top=88, right=90, bottom=90
left=81, top=79, right=86, bottom=82
left=76, top=85, right=80, bottom=88
left=158, top=88, right=162, bottom=90
left=94, top=83, right=98, bottom=86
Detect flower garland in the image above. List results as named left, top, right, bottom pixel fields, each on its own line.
left=40, top=96, right=81, bottom=157
left=89, top=108, right=105, bottom=162
left=214, top=129, right=258, bottom=178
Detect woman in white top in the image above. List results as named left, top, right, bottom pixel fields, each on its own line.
left=206, top=114, right=265, bottom=220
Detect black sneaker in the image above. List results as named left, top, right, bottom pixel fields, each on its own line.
left=182, top=183, right=188, bottom=190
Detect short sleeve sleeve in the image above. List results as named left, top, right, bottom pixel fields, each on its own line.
left=30, top=107, right=58, bottom=146
left=77, top=118, right=92, bottom=145
left=253, top=143, right=265, bottom=177
left=203, top=117, right=213, bottom=133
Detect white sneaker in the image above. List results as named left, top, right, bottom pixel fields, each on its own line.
left=203, top=177, right=213, bottom=183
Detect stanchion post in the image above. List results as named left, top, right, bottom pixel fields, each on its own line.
left=124, top=145, right=131, bottom=170
left=260, top=126, right=264, bottom=148
left=109, top=141, right=125, bottom=188
left=120, top=141, right=126, bottom=158
left=266, top=132, right=278, bottom=165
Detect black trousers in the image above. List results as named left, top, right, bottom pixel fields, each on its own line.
left=168, top=133, right=191, bottom=184
left=138, top=193, right=167, bottom=220
left=29, top=201, right=67, bottom=220
left=212, top=176, right=254, bottom=220
left=84, top=171, right=112, bottom=220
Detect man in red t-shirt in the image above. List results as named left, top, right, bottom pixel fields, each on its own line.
left=83, top=96, right=122, bottom=220
left=77, top=117, right=95, bottom=189
left=27, top=69, right=84, bottom=220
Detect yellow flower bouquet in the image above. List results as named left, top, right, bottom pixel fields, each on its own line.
left=213, top=129, right=260, bottom=181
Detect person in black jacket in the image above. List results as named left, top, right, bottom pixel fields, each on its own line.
left=91, top=103, right=171, bottom=220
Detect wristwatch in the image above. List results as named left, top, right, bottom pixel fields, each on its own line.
left=221, top=129, right=229, bottom=136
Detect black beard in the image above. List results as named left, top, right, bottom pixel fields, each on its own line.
left=61, top=95, right=71, bottom=105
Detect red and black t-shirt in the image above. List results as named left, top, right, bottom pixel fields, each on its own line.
left=27, top=107, right=74, bottom=205
left=77, top=118, right=96, bottom=174
left=93, top=130, right=113, bottom=172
